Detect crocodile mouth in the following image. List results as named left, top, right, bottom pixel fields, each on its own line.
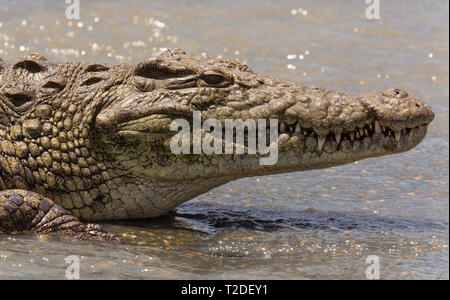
left=116, top=113, right=430, bottom=156
left=275, top=118, right=430, bottom=156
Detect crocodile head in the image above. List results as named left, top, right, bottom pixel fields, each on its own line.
left=95, top=48, right=434, bottom=177
left=0, top=49, right=434, bottom=220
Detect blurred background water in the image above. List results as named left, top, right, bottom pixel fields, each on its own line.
left=0, top=0, right=448, bottom=279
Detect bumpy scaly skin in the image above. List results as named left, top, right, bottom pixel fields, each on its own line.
left=0, top=49, right=434, bottom=238
left=0, top=189, right=118, bottom=240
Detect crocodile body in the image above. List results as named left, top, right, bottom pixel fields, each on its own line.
left=0, top=49, right=434, bottom=239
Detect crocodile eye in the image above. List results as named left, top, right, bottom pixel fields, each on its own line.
left=201, top=73, right=226, bottom=85
left=132, top=76, right=155, bottom=92
left=135, top=58, right=195, bottom=82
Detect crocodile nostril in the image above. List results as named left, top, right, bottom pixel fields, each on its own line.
left=394, top=89, right=408, bottom=98
left=382, top=88, right=408, bottom=98
left=415, top=103, right=421, bottom=108
left=5, top=93, right=35, bottom=108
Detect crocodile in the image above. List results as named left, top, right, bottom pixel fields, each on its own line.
left=0, top=48, right=434, bottom=240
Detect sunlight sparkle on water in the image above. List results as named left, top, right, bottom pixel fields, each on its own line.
left=287, top=64, right=296, bottom=70
left=291, top=8, right=308, bottom=16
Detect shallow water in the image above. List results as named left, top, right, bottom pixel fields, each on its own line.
left=0, top=0, right=448, bottom=279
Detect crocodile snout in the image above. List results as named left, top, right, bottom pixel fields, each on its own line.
left=363, top=88, right=435, bottom=131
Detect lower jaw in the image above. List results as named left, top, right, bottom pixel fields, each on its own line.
left=240, top=129, right=428, bottom=176
left=114, top=125, right=427, bottom=181
left=148, top=132, right=426, bottom=181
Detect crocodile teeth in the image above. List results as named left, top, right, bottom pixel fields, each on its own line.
left=303, top=129, right=308, bottom=136
left=349, top=132, right=355, bottom=141
left=335, top=133, right=341, bottom=144
left=358, top=128, right=364, bottom=137
left=317, top=136, right=326, bottom=152
left=364, top=129, right=369, bottom=136
left=409, top=128, right=414, bottom=139
left=295, top=123, right=301, bottom=133
left=356, top=131, right=361, bottom=139
left=285, top=118, right=296, bottom=125
left=394, top=130, right=401, bottom=142
left=280, top=122, right=286, bottom=133
left=374, top=121, right=382, bottom=133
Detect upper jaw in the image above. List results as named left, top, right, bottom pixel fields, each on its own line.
left=274, top=88, right=434, bottom=155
